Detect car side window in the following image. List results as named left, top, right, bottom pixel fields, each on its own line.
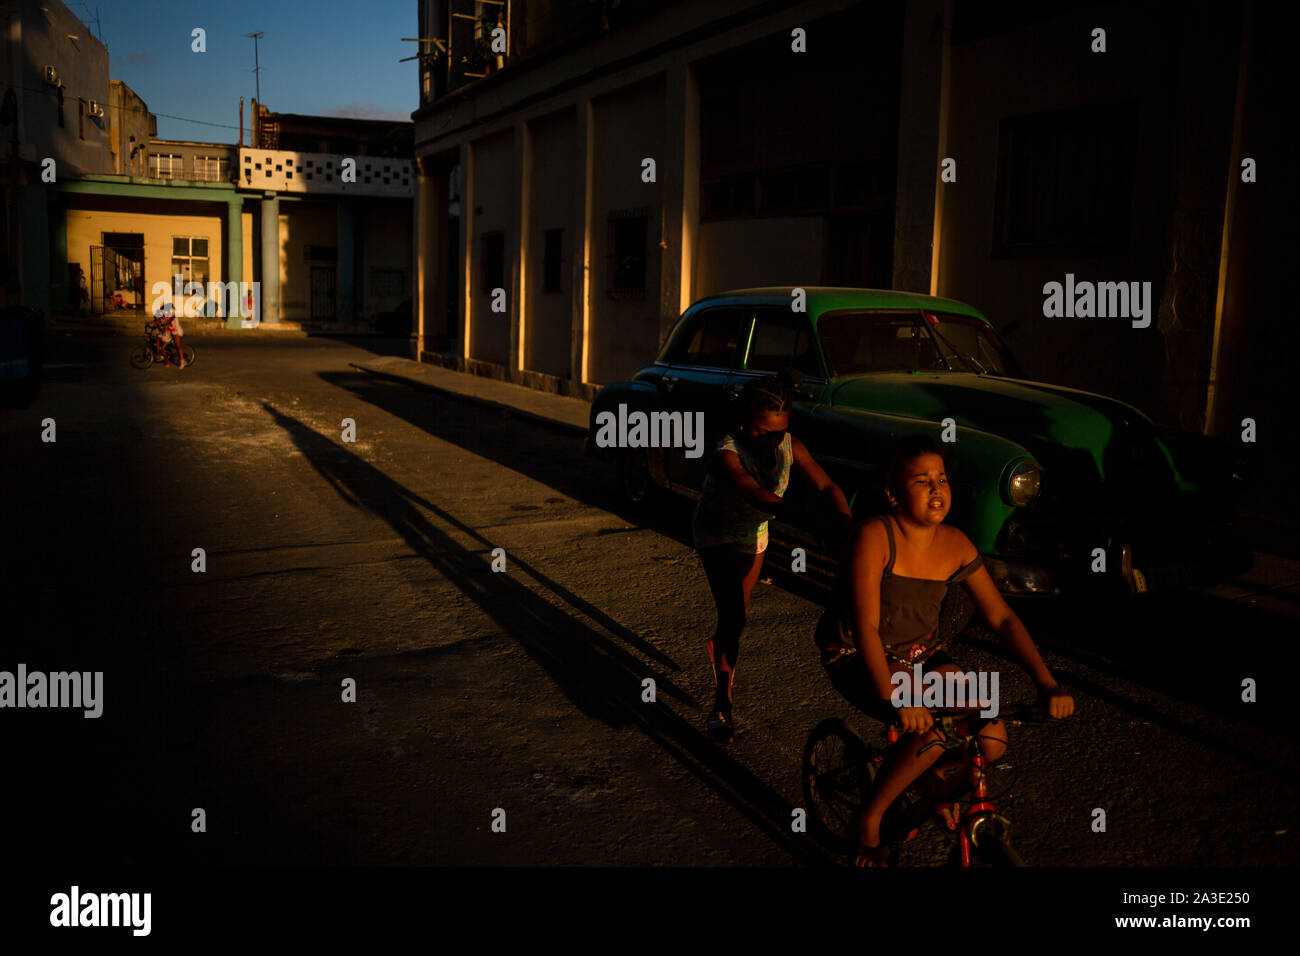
left=818, top=311, right=945, bottom=376
left=745, top=307, right=823, bottom=377
left=675, top=307, right=746, bottom=369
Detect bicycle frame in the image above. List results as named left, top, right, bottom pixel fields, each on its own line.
left=883, top=709, right=1029, bottom=866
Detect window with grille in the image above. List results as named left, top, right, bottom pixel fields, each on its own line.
left=192, top=156, right=229, bottom=182
left=149, top=154, right=183, bottom=179
left=992, top=102, right=1138, bottom=258
left=371, top=269, right=405, bottom=297
left=480, top=232, right=505, bottom=294
left=606, top=209, right=648, bottom=298
left=171, top=236, right=210, bottom=287
left=542, top=228, right=564, bottom=294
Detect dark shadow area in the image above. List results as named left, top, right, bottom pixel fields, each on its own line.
left=306, top=333, right=413, bottom=359
left=0, top=333, right=198, bottom=867
left=261, top=402, right=837, bottom=865
left=955, top=588, right=1300, bottom=783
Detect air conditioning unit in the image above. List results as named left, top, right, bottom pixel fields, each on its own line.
left=43, top=66, right=60, bottom=86
left=87, top=100, right=104, bottom=118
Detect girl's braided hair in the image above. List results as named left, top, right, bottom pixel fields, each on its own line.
left=739, top=368, right=801, bottom=420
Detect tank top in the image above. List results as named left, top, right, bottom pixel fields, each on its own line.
left=692, top=432, right=794, bottom=553
left=821, top=515, right=983, bottom=658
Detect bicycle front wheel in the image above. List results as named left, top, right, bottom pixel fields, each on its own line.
left=970, top=815, right=1025, bottom=867
left=802, top=718, right=872, bottom=849
left=129, top=345, right=153, bottom=369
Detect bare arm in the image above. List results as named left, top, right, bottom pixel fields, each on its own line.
left=791, top=436, right=852, bottom=519
left=960, top=537, right=1074, bottom=718
left=849, top=521, right=934, bottom=733
left=847, top=521, right=898, bottom=701
left=714, top=449, right=783, bottom=512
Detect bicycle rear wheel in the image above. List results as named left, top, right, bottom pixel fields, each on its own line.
left=129, top=345, right=153, bottom=369
left=802, top=718, right=873, bottom=850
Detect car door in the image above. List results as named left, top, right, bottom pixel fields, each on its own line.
left=662, top=304, right=749, bottom=490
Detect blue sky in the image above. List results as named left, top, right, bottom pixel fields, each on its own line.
left=76, top=0, right=419, bottom=142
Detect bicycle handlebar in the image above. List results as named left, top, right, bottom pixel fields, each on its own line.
left=895, top=703, right=1067, bottom=756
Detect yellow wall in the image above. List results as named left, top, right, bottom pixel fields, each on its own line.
left=279, top=204, right=336, bottom=319
left=65, top=208, right=224, bottom=313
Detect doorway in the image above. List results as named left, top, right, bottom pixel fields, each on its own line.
left=311, top=266, right=337, bottom=321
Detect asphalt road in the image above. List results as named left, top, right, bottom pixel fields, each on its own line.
left=2, top=332, right=1296, bottom=867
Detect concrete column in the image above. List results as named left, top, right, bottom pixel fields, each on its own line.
left=570, top=99, right=593, bottom=385
left=49, top=196, right=68, bottom=312
left=461, top=140, right=474, bottom=360
left=661, top=55, right=700, bottom=340
left=20, top=185, right=50, bottom=317
left=259, top=192, right=280, bottom=323
left=414, top=156, right=450, bottom=359
left=337, top=199, right=354, bottom=325
left=891, top=0, right=949, bottom=294
left=510, top=122, right=530, bottom=376
left=225, top=197, right=243, bottom=327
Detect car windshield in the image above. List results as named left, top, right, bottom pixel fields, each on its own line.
left=817, top=310, right=1017, bottom=377
left=923, top=311, right=1016, bottom=376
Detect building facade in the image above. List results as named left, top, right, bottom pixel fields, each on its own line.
left=2, top=0, right=415, bottom=328
left=411, top=0, right=1288, bottom=451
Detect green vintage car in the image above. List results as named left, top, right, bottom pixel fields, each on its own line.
left=588, top=287, right=1248, bottom=597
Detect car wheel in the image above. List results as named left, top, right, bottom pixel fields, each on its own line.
left=616, top=448, right=655, bottom=509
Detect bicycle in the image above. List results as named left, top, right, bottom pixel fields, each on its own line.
left=129, top=321, right=195, bottom=370
left=802, top=702, right=1067, bottom=866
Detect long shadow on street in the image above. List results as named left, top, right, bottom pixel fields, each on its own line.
left=264, top=401, right=838, bottom=866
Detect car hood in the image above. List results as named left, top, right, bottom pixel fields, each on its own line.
left=828, top=372, right=1179, bottom=484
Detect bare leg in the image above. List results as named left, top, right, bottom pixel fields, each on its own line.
left=855, top=661, right=1009, bottom=856
left=699, top=546, right=763, bottom=711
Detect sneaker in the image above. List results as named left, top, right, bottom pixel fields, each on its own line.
left=707, top=708, right=735, bottom=744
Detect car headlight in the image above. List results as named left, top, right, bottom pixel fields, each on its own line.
left=1006, top=461, right=1042, bottom=506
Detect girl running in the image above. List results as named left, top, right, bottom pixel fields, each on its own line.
left=817, top=435, right=1073, bottom=864
left=694, top=371, right=852, bottom=743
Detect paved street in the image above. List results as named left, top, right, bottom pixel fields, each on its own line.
left=3, top=331, right=1297, bottom=867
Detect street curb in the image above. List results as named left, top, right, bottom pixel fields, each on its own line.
left=348, top=361, right=590, bottom=439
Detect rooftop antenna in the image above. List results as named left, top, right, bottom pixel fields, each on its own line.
left=244, top=32, right=264, bottom=105
left=79, top=4, right=103, bottom=45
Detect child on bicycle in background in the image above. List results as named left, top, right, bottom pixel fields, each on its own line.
left=694, top=369, right=852, bottom=743
left=150, top=301, right=186, bottom=369
left=816, top=435, right=1072, bottom=865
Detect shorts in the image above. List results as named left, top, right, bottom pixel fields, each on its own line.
left=692, top=512, right=767, bottom=554
left=815, top=609, right=959, bottom=722
left=822, top=649, right=959, bottom=724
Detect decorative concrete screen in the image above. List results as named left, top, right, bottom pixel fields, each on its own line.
left=238, top=149, right=413, bottom=197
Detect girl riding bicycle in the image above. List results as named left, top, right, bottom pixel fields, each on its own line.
left=817, top=435, right=1073, bottom=865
